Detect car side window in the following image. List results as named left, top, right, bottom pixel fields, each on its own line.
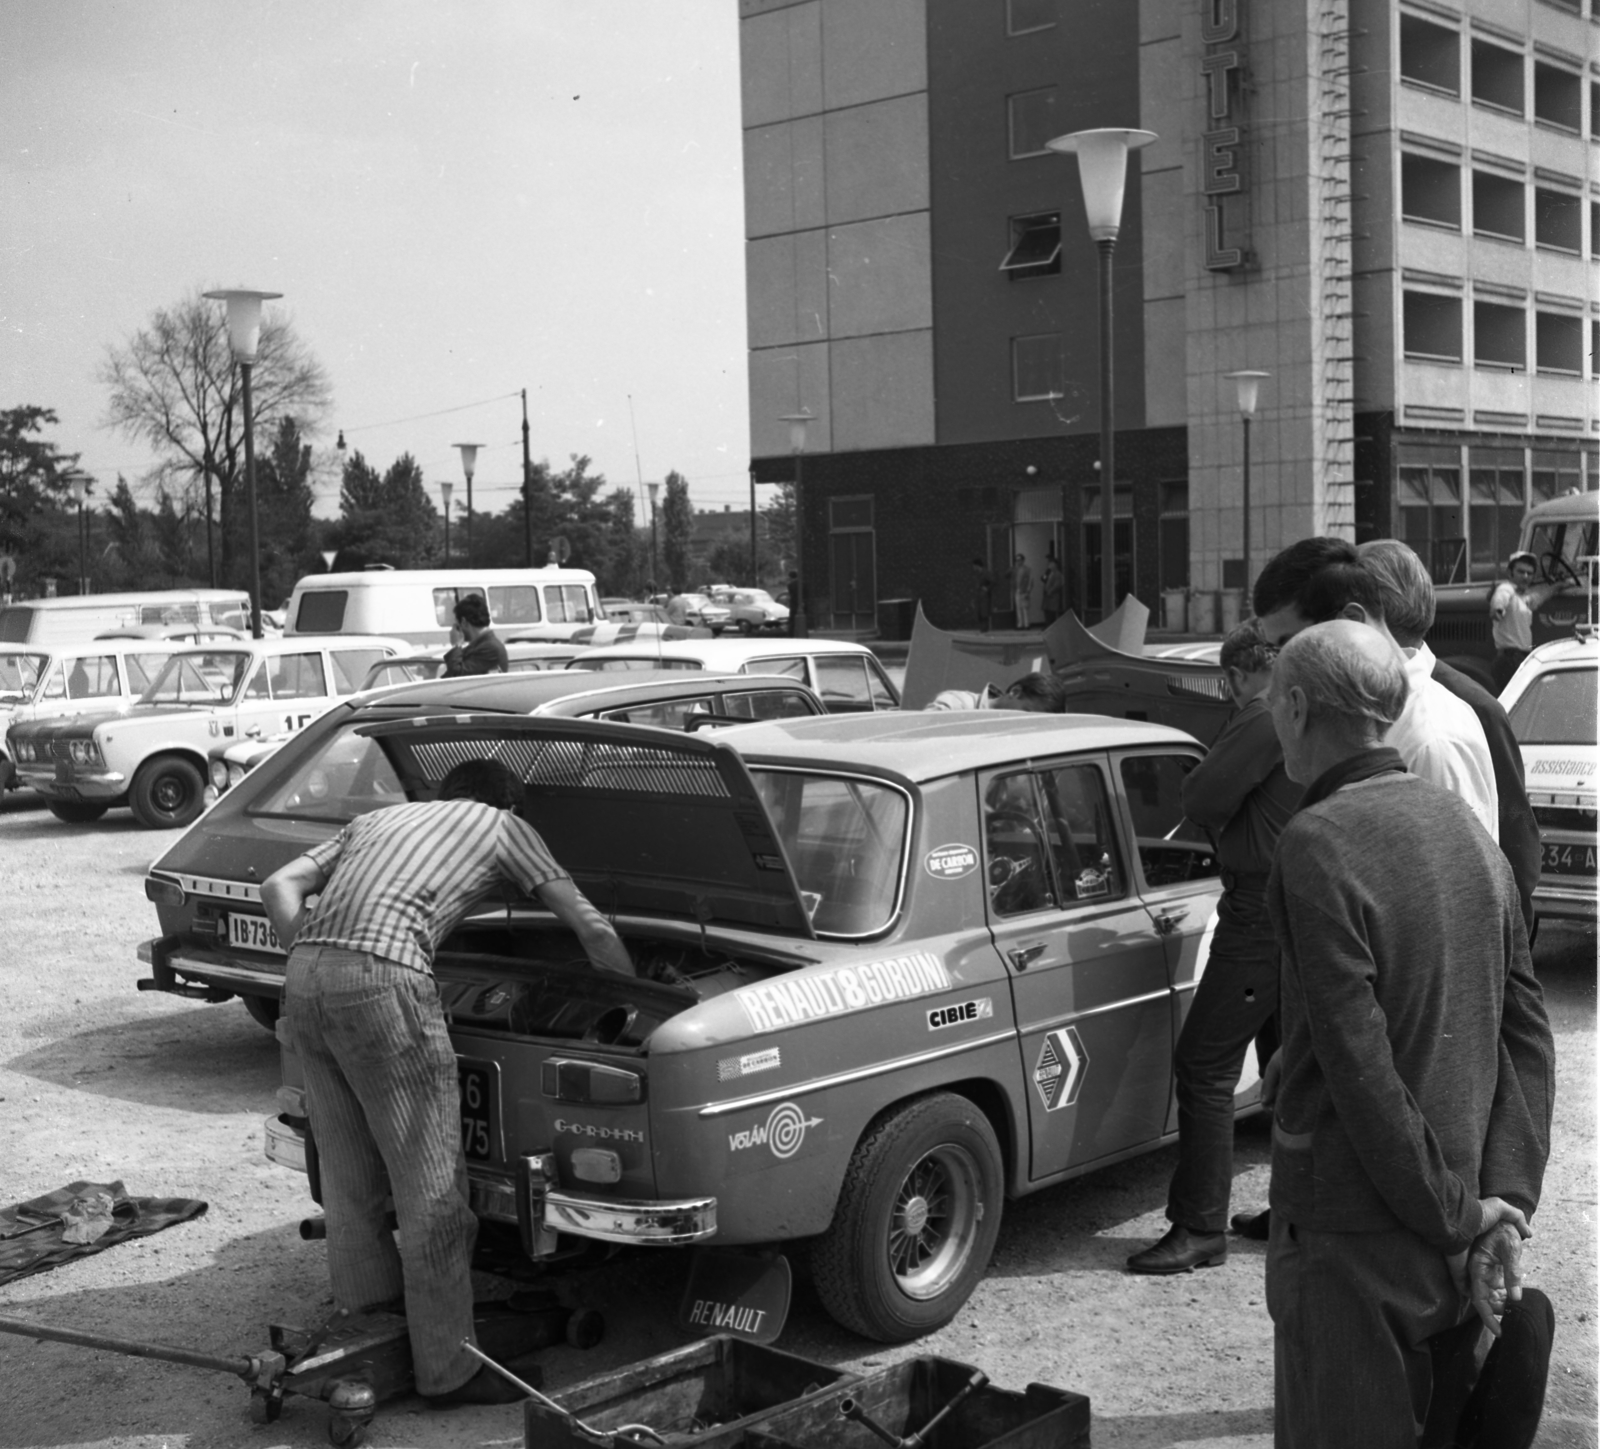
left=242, top=662, right=271, bottom=700
left=747, top=656, right=807, bottom=682
left=329, top=648, right=387, bottom=694
left=66, top=654, right=121, bottom=700
left=1041, top=764, right=1125, bottom=903
left=866, top=659, right=898, bottom=708
left=741, top=689, right=821, bottom=720
left=39, top=662, right=66, bottom=701
left=985, top=772, right=1055, bottom=915
left=126, top=653, right=168, bottom=694
left=269, top=652, right=328, bottom=700
left=1118, top=753, right=1219, bottom=887
left=489, top=586, right=542, bottom=625
left=815, top=655, right=872, bottom=710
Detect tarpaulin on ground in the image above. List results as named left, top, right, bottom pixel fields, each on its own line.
left=900, top=597, right=1151, bottom=709
left=0, top=1181, right=207, bottom=1286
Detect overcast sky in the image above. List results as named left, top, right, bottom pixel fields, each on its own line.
left=0, top=1, right=753, bottom=521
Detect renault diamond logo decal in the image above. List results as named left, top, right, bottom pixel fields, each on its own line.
left=1032, top=1027, right=1089, bottom=1112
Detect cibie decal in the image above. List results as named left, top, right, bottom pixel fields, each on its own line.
left=927, top=998, right=993, bottom=1031
left=1032, top=1028, right=1089, bottom=1112
left=925, top=843, right=979, bottom=880
left=735, top=953, right=954, bottom=1033
left=728, top=1101, right=823, bottom=1159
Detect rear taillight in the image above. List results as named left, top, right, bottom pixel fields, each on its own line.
left=541, top=1058, right=643, bottom=1105
left=144, top=873, right=186, bottom=907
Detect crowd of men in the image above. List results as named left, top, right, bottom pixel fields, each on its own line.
left=260, top=535, right=1558, bottom=1438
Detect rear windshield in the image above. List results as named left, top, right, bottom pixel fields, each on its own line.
left=1509, top=667, right=1597, bottom=746
left=749, top=768, right=910, bottom=936
left=0, top=650, right=48, bottom=700
left=251, top=723, right=405, bottom=822
left=571, top=657, right=701, bottom=672
left=0, top=608, right=36, bottom=644
left=295, top=590, right=348, bottom=632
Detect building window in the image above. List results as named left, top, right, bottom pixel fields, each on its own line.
left=1158, top=483, right=1189, bottom=592
left=1474, top=301, right=1526, bottom=370
left=1534, top=187, right=1582, bottom=252
left=1400, top=14, right=1459, bottom=93
left=1592, top=201, right=1599, bottom=258
left=1532, top=61, right=1582, bottom=131
left=1401, top=153, right=1461, bottom=229
left=999, top=212, right=1062, bottom=279
left=1013, top=333, right=1066, bottom=401
left=1472, top=170, right=1525, bottom=242
left=1403, top=291, right=1463, bottom=362
left=1535, top=312, right=1584, bottom=375
left=1008, top=88, right=1059, bottom=159
left=1470, top=39, right=1524, bottom=115
left=1592, top=80, right=1599, bottom=139
left=1006, top=0, right=1055, bottom=36
left=1396, top=447, right=1465, bottom=584
left=1531, top=450, right=1582, bottom=506
left=1468, top=449, right=1526, bottom=581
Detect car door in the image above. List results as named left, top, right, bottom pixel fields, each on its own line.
left=983, top=756, right=1176, bottom=1182
left=1111, top=748, right=1229, bottom=1131
left=262, top=649, right=331, bottom=737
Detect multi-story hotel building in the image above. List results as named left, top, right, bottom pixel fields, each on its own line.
left=739, top=0, right=1597, bottom=631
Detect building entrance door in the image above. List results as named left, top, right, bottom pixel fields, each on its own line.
left=828, top=530, right=876, bottom=631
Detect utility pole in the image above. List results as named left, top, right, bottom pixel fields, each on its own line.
left=521, top=389, right=534, bottom=568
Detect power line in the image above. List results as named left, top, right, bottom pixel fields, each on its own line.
left=339, top=392, right=523, bottom=435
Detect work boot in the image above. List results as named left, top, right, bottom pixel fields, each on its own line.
left=423, top=1366, right=526, bottom=1408
left=1126, top=1224, right=1228, bottom=1275
left=1230, top=1209, right=1271, bottom=1240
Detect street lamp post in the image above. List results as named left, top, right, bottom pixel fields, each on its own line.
left=1224, top=370, right=1269, bottom=599
left=440, top=480, right=454, bottom=564
left=779, top=411, right=812, bottom=637
left=1046, top=128, right=1157, bottom=621
left=204, top=288, right=282, bottom=639
left=69, top=477, right=91, bottom=594
left=646, top=480, right=660, bottom=592
left=453, top=444, right=482, bottom=567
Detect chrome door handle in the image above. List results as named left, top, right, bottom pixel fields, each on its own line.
left=1007, top=942, right=1047, bottom=970
left=1153, top=908, right=1189, bottom=937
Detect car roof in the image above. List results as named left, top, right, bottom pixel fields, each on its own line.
left=573, top=637, right=875, bottom=664
left=1526, top=490, right=1598, bottom=524
left=1525, top=634, right=1598, bottom=667
left=353, top=668, right=822, bottom=713
left=166, top=634, right=408, bottom=657
left=719, top=710, right=1200, bottom=783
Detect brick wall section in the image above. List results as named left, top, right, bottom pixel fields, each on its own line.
left=753, top=425, right=1188, bottom=630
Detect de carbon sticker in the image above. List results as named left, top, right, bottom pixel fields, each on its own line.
left=924, top=843, right=979, bottom=880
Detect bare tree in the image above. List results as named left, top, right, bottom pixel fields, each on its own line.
left=100, top=288, right=332, bottom=588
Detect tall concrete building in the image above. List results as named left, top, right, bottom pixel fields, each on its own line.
left=739, top=0, right=1597, bottom=632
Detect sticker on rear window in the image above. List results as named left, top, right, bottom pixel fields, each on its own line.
left=925, top=843, right=978, bottom=880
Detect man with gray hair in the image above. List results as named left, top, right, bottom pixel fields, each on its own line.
left=1357, top=538, right=1540, bottom=935
left=1264, top=621, right=1553, bottom=1447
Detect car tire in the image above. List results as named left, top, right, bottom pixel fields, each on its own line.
left=130, top=755, right=206, bottom=829
left=46, top=799, right=110, bottom=823
left=242, top=994, right=282, bottom=1033
left=811, top=1092, right=1004, bottom=1343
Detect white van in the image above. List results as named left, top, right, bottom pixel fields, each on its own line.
left=0, top=590, right=252, bottom=647
left=284, top=567, right=600, bottom=647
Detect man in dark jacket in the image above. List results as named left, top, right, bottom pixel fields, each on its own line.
left=441, top=594, right=507, bottom=676
left=1127, top=619, right=1301, bottom=1274
left=1264, top=622, right=1553, bottom=1448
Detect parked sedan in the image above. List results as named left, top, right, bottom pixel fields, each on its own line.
left=1501, top=633, right=1597, bottom=923
left=665, top=593, right=732, bottom=634
left=140, top=708, right=1231, bottom=1344
left=713, top=588, right=791, bottom=635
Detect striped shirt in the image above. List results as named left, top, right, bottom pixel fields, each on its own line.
left=295, top=800, right=569, bottom=974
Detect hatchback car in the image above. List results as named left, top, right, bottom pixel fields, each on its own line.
left=9, top=635, right=405, bottom=827
left=1500, top=634, right=1597, bottom=923
left=140, top=708, right=1231, bottom=1344
left=570, top=637, right=901, bottom=713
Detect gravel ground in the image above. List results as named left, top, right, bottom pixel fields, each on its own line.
left=0, top=788, right=1593, bottom=1449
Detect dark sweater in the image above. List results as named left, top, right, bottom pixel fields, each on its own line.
left=1432, top=657, right=1540, bottom=932
left=442, top=629, right=508, bottom=677
left=1181, top=695, right=1303, bottom=876
left=1268, top=768, right=1554, bottom=1252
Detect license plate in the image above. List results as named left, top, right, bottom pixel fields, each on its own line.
left=1542, top=842, right=1597, bottom=878
left=227, top=913, right=285, bottom=955
left=458, top=1060, right=500, bottom=1164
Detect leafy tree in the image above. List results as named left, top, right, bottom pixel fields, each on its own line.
left=247, top=418, right=321, bottom=605
left=660, top=471, right=693, bottom=593
left=706, top=539, right=754, bottom=587
left=478, top=455, right=640, bottom=595
left=0, top=407, right=90, bottom=594
left=152, top=486, right=199, bottom=585
left=100, top=288, right=332, bottom=588
left=761, top=482, right=795, bottom=578
left=100, top=476, right=160, bottom=587
left=330, top=450, right=439, bottom=569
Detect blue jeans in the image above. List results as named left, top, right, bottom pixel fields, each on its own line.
left=1166, top=885, right=1279, bottom=1233
left=285, top=945, right=479, bottom=1396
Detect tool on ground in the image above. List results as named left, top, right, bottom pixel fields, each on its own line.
left=462, top=1339, right=667, bottom=1446
left=839, top=1368, right=988, bottom=1449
